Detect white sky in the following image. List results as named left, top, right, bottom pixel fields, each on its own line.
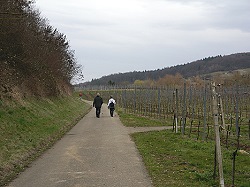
left=35, top=0, right=250, bottom=83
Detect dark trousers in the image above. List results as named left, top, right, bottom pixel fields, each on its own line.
left=109, top=108, right=114, bottom=117
left=96, top=107, right=101, bottom=117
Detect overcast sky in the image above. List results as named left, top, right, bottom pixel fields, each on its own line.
left=35, top=0, right=250, bottom=83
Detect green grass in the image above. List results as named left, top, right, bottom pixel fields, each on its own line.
left=118, top=109, right=171, bottom=127
left=0, top=95, right=91, bottom=186
left=118, top=112, right=250, bottom=187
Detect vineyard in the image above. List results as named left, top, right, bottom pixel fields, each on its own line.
left=77, top=82, right=250, bottom=186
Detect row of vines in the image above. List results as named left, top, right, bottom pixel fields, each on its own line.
left=79, top=84, right=249, bottom=142
left=77, top=83, right=250, bottom=186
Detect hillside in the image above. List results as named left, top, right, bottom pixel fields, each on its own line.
left=82, top=52, right=250, bottom=86
left=0, top=1, right=82, bottom=101
left=0, top=95, right=90, bottom=186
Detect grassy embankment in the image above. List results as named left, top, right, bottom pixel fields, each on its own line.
left=118, top=110, right=250, bottom=187
left=0, top=94, right=91, bottom=186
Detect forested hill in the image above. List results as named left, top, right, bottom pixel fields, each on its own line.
left=84, top=52, right=250, bottom=86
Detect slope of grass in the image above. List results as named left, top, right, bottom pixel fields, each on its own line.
left=118, top=113, right=250, bottom=187
left=0, top=95, right=91, bottom=186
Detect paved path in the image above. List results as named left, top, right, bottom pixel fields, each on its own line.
left=8, top=101, right=171, bottom=187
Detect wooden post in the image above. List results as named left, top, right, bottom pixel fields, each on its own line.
left=182, top=82, right=187, bottom=135
left=218, top=95, right=226, bottom=130
left=175, top=89, right=179, bottom=133
left=249, top=119, right=250, bottom=140
left=124, top=89, right=127, bottom=113
left=211, top=82, right=225, bottom=187
left=232, top=150, right=237, bottom=187
left=235, top=85, right=240, bottom=138
left=203, top=82, right=207, bottom=140
left=134, top=86, right=137, bottom=113
left=158, top=88, right=161, bottom=117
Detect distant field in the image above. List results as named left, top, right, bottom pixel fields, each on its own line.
left=205, top=68, right=250, bottom=78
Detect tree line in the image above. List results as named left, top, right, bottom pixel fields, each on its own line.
left=83, top=52, right=250, bottom=86
left=0, top=0, right=83, bottom=98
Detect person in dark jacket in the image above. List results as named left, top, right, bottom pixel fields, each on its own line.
left=93, top=93, right=103, bottom=118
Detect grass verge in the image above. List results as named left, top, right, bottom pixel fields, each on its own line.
left=118, top=109, right=171, bottom=127
left=0, top=95, right=91, bottom=186
left=118, top=112, right=250, bottom=187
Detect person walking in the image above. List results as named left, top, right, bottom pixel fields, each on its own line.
left=107, top=95, right=116, bottom=117
left=93, top=93, right=103, bottom=118
left=79, top=92, right=83, bottom=100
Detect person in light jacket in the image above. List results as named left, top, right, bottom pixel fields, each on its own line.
left=107, top=95, right=116, bottom=117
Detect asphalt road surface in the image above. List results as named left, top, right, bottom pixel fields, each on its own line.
left=8, top=102, right=155, bottom=187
